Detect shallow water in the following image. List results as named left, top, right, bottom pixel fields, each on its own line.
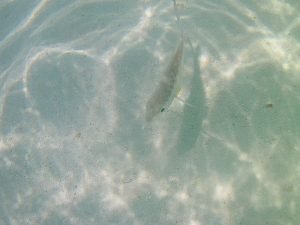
left=0, top=0, right=299, bottom=224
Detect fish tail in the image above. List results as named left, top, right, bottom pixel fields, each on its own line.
left=172, top=0, right=184, bottom=40
left=172, top=0, right=191, bottom=43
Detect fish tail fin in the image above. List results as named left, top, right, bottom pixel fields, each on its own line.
left=173, top=0, right=193, bottom=48
left=172, top=0, right=186, bottom=40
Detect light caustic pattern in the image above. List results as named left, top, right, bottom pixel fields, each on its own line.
left=0, top=0, right=300, bottom=225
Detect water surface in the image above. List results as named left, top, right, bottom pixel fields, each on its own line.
left=0, top=0, right=299, bottom=224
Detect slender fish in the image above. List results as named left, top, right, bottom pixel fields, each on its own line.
left=145, top=39, right=184, bottom=122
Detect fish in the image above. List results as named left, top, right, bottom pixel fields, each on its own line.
left=145, top=39, right=184, bottom=122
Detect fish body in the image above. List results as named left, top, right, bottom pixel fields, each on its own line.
left=145, top=40, right=184, bottom=122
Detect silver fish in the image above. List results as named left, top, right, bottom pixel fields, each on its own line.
left=145, top=40, right=184, bottom=122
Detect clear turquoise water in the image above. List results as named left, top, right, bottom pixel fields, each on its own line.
left=0, top=0, right=299, bottom=224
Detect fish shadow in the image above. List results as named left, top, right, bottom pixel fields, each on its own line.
left=175, top=41, right=206, bottom=156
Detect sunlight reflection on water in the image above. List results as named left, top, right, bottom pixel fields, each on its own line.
left=0, top=0, right=299, bottom=224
